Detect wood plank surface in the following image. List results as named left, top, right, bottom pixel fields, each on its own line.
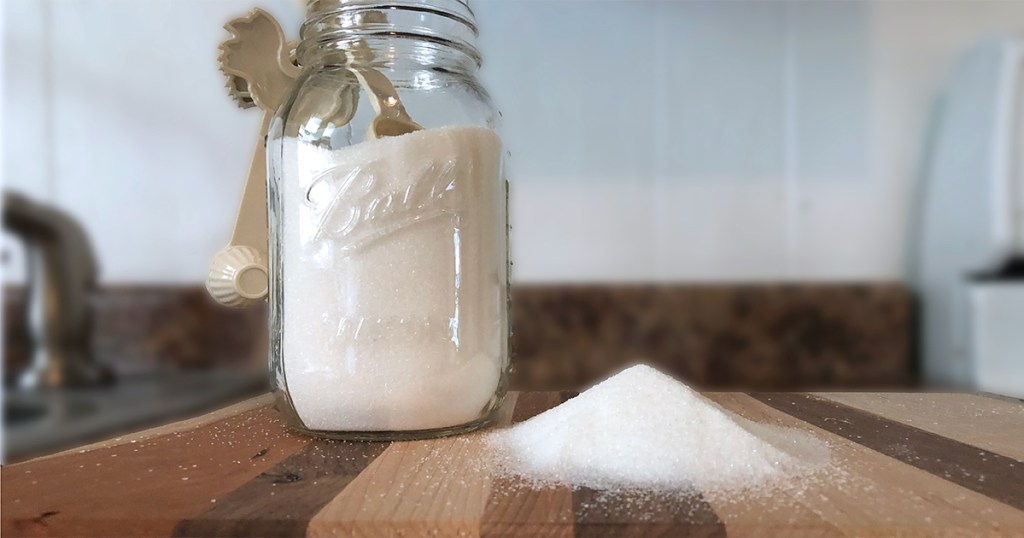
left=174, top=439, right=389, bottom=537
left=480, top=392, right=576, bottom=538
left=2, top=391, right=1023, bottom=537
left=2, top=404, right=310, bottom=537
left=815, top=392, right=1024, bottom=460
left=709, top=393, right=1024, bottom=537
left=31, top=394, right=277, bottom=462
left=751, top=393, right=1024, bottom=511
left=306, top=393, right=520, bottom=537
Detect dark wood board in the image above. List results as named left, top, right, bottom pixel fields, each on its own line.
left=3, top=391, right=1023, bottom=537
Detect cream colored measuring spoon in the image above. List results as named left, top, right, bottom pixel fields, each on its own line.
left=207, top=9, right=299, bottom=307
left=346, top=11, right=422, bottom=140
left=207, top=9, right=421, bottom=307
left=353, top=66, right=422, bottom=139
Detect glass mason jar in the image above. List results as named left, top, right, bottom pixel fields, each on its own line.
left=266, top=0, right=509, bottom=440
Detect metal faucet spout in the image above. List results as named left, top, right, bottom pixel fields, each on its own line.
left=3, top=191, right=113, bottom=389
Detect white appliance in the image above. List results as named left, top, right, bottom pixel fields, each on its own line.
left=915, top=36, right=1024, bottom=397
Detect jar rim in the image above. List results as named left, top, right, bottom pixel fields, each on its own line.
left=305, top=0, right=477, bottom=32
left=299, top=0, right=481, bottom=68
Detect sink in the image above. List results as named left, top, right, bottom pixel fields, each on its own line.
left=5, top=400, right=50, bottom=425
left=3, top=368, right=267, bottom=462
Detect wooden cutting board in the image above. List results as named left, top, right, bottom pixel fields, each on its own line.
left=3, top=391, right=1023, bottom=537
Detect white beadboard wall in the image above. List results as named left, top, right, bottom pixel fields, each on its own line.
left=3, top=0, right=1024, bottom=284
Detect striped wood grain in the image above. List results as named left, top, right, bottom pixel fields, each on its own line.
left=2, top=404, right=310, bottom=537
left=2, top=391, right=1023, bottom=537
left=720, top=393, right=1024, bottom=536
left=306, top=393, right=520, bottom=537
left=814, top=392, right=1024, bottom=461
left=480, top=392, right=576, bottom=537
left=752, top=393, right=1024, bottom=511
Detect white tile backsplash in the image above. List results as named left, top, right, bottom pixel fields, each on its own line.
left=3, top=0, right=51, bottom=201
left=654, top=181, right=790, bottom=281
left=48, top=0, right=261, bottom=282
left=654, top=1, right=787, bottom=182
left=3, top=0, right=303, bottom=283
left=4, top=0, right=1024, bottom=284
left=511, top=180, right=659, bottom=282
left=478, top=1, right=662, bottom=184
left=788, top=1, right=870, bottom=183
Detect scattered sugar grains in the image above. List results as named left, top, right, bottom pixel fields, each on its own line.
left=485, top=364, right=832, bottom=495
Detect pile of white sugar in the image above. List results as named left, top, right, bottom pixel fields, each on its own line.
left=485, top=365, right=831, bottom=494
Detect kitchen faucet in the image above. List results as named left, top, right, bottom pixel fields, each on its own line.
left=3, top=191, right=113, bottom=388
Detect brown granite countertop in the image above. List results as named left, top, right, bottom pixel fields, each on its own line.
left=4, top=283, right=914, bottom=390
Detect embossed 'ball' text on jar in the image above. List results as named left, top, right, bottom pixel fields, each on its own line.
left=266, top=0, right=510, bottom=440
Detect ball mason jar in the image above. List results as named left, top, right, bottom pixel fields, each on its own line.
left=266, top=0, right=509, bottom=440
